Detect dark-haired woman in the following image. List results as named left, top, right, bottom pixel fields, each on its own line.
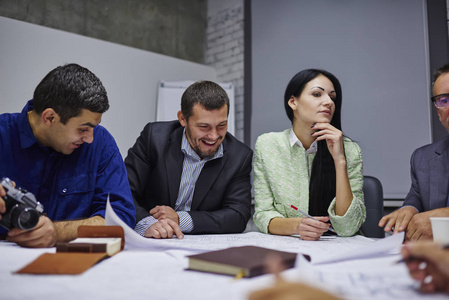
left=253, top=69, right=366, bottom=240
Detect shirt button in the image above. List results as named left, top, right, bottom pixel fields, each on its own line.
left=62, top=188, right=67, bottom=193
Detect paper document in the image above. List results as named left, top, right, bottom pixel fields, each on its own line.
left=105, top=199, right=376, bottom=257
left=312, top=231, right=405, bottom=264
left=105, top=198, right=205, bottom=252
left=237, top=252, right=449, bottom=300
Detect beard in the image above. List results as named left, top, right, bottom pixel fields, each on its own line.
left=185, top=127, right=222, bottom=159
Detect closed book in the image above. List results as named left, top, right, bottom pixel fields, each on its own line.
left=56, top=237, right=122, bottom=256
left=187, top=245, right=307, bottom=278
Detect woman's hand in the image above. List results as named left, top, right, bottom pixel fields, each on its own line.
left=298, top=216, right=330, bottom=241
left=311, top=123, right=345, bottom=162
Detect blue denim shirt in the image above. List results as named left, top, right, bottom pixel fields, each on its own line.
left=0, top=100, right=136, bottom=234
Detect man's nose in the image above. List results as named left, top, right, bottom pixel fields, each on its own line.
left=82, top=131, right=94, bottom=144
left=208, top=128, right=219, bottom=140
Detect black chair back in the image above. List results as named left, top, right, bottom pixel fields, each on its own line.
left=361, top=176, right=385, bottom=238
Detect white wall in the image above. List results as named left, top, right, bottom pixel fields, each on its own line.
left=250, top=0, right=432, bottom=199
left=0, top=17, right=216, bottom=158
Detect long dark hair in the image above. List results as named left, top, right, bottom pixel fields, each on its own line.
left=284, top=69, right=343, bottom=216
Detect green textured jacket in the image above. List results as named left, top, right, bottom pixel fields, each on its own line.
left=253, top=129, right=366, bottom=236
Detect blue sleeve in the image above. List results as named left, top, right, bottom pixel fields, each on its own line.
left=91, top=128, right=136, bottom=228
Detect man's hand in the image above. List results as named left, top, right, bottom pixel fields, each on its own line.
left=7, top=215, right=57, bottom=248
left=378, top=206, right=418, bottom=234
left=144, top=219, right=184, bottom=239
left=0, top=183, right=6, bottom=219
left=406, top=208, right=449, bottom=241
left=150, top=205, right=179, bottom=224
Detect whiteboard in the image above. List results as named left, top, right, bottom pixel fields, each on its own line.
left=0, top=17, right=217, bottom=159
left=156, top=81, right=235, bottom=135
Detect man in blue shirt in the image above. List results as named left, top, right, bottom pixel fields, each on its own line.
left=0, top=64, right=136, bottom=248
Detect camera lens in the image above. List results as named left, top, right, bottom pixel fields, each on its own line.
left=12, top=207, right=40, bottom=230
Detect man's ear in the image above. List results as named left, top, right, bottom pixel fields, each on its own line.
left=41, top=108, right=59, bottom=126
left=177, top=110, right=187, bottom=127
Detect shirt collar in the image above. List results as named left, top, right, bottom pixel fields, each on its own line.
left=18, top=100, right=40, bottom=149
left=289, top=128, right=318, bottom=154
left=181, top=129, right=223, bottom=161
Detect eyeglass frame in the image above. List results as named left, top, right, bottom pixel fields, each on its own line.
left=431, top=93, right=449, bottom=109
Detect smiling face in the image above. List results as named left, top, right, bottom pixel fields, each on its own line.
left=433, top=72, right=449, bottom=132
left=178, top=103, right=228, bottom=159
left=42, top=108, right=102, bottom=155
left=288, top=75, right=336, bottom=127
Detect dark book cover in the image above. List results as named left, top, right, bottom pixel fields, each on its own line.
left=187, top=245, right=309, bottom=278
left=55, top=237, right=121, bottom=256
left=56, top=242, right=108, bottom=253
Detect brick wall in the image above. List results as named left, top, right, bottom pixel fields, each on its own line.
left=206, top=1, right=244, bottom=141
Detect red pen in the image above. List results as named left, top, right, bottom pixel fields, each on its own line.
left=290, top=205, right=335, bottom=233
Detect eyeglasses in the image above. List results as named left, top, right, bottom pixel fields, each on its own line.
left=431, top=93, right=449, bottom=109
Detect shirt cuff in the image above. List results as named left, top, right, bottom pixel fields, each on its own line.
left=134, top=216, right=158, bottom=236
left=177, top=211, right=194, bottom=233
left=400, top=205, right=419, bottom=213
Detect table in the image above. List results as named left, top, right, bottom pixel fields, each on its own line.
left=1, top=232, right=448, bottom=300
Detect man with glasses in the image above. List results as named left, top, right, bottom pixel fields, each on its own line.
left=379, top=63, right=449, bottom=241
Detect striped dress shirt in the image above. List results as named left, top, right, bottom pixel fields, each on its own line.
left=134, top=130, right=223, bottom=236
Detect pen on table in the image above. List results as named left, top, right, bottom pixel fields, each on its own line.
left=290, top=204, right=335, bottom=233
left=395, top=243, right=449, bottom=264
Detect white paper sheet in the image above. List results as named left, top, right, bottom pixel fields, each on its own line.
left=236, top=253, right=449, bottom=300
left=105, top=198, right=376, bottom=261
left=312, top=231, right=405, bottom=264
left=105, top=197, right=205, bottom=252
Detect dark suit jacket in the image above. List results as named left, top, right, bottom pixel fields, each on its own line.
left=403, top=135, right=449, bottom=212
left=125, top=120, right=253, bottom=234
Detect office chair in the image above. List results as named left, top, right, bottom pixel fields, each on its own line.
left=360, top=176, right=385, bottom=238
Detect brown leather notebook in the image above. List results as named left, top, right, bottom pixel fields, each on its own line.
left=187, top=245, right=309, bottom=278
left=16, top=225, right=124, bottom=275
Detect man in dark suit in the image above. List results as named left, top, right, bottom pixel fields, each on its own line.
left=125, top=81, right=253, bottom=239
left=379, top=63, right=449, bottom=241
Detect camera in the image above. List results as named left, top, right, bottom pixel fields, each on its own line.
left=0, top=178, right=44, bottom=231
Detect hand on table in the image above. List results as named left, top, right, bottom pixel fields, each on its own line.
left=298, top=216, right=331, bottom=241
left=144, top=219, right=184, bottom=239
left=378, top=206, right=417, bottom=235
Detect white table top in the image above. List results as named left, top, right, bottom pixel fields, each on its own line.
left=1, top=232, right=448, bottom=300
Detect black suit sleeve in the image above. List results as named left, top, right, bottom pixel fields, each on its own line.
left=403, top=149, right=424, bottom=212
left=125, top=123, right=154, bottom=222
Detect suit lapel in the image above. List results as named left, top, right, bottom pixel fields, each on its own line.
left=165, top=128, right=184, bottom=207
left=430, top=137, right=449, bottom=208
left=190, top=140, right=228, bottom=211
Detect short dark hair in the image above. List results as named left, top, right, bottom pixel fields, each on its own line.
left=284, top=69, right=344, bottom=216
left=33, top=63, right=109, bottom=124
left=180, top=81, right=229, bottom=121
left=284, top=69, right=342, bottom=130
left=434, top=63, right=449, bottom=83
